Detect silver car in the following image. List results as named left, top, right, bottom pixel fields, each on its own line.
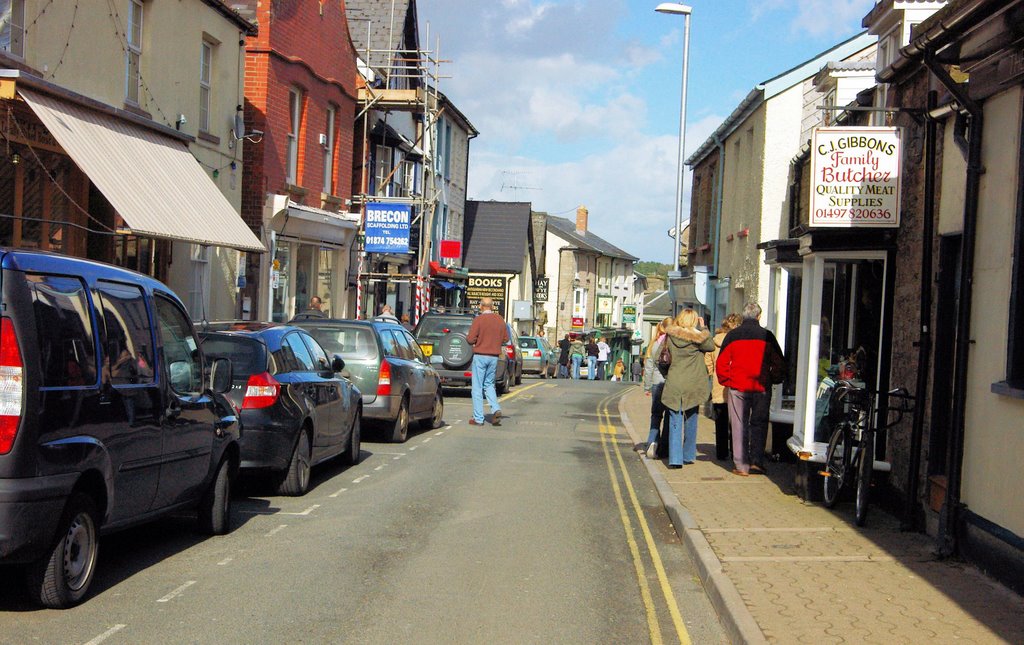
left=518, top=335, right=555, bottom=378
left=292, top=319, right=443, bottom=443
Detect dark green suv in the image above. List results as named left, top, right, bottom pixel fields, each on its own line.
left=413, top=313, right=522, bottom=394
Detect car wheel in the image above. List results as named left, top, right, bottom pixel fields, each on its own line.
left=278, top=431, right=311, bottom=496
left=25, top=492, right=99, bottom=608
left=389, top=396, right=409, bottom=443
left=198, top=458, right=233, bottom=534
left=515, top=365, right=522, bottom=385
left=423, top=390, right=444, bottom=429
left=343, top=407, right=362, bottom=466
left=496, top=367, right=508, bottom=394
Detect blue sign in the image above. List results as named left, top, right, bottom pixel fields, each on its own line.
left=365, top=202, right=411, bottom=253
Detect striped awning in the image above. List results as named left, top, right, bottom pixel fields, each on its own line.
left=19, top=88, right=264, bottom=253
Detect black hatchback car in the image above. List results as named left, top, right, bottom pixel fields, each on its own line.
left=413, top=312, right=522, bottom=394
left=199, top=323, right=362, bottom=496
left=292, top=318, right=443, bottom=443
left=0, top=250, right=238, bottom=608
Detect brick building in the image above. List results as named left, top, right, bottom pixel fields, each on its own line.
left=238, top=0, right=360, bottom=321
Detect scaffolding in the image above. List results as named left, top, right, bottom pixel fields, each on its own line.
left=353, top=17, right=447, bottom=323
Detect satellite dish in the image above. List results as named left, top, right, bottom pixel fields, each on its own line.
left=233, top=113, right=245, bottom=140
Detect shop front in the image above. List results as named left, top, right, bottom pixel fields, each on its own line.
left=762, top=126, right=902, bottom=495
left=261, top=195, right=357, bottom=321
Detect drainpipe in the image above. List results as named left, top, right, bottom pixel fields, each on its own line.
left=903, top=90, right=938, bottom=531
left=710, top=134, right=725, bottom=314
left=924, top=50, right=984, bottom=559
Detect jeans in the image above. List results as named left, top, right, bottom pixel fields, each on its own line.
left=471, top=354, right=501, bottom=423
left=646, top=383, right=669, bottom=449
left=596, top=360, right=607, bottom=380
left=586, top=356, right=597, bottom=380
left=558, top=363, right=569, bottom=378
left=571, top=355, right=582, bottom=379
left=667, top=406, right=699, bottom=466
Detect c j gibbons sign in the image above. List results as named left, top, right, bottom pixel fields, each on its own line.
left=809, top=127, right=902, bottom=228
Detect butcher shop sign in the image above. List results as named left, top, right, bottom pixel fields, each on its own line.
left=809, top=127, right=902, bottom=228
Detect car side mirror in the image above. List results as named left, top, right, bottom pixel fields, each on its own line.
left=209, top=357, right=233, bottom=394
left=332, top=355, right=345, bottom=373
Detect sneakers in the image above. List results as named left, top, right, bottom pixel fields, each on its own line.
left=645, top=442, right=658, bottom=459
left=491, top=410, right=502, bottom=426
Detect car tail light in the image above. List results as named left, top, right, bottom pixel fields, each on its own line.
left=0, top=318, right=24, bottom=455
left=533, top=350, right=542, bottom=357
left=504, top=344, right=515, bottom=360
left=377, top=359, right=392, bottom=396
left=242, top=372, right=280, bottom=409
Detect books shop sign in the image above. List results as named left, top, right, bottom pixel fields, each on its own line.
left=809, top=127, right=902, bottom=228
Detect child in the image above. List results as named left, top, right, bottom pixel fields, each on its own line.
left=612, top=358, right=625, bottom=382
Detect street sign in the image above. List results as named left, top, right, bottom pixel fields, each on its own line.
left=622, top=305, right=637, bottom=324
left=534, top=277, right=549, bottom=302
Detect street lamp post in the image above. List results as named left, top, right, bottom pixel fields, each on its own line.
left=656, top=3, right=692, bottom=314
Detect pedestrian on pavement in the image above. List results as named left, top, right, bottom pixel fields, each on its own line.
left=660, top=309, right=715, bottom=468
left=643, top=317, right=673, bottom=458
left=612, top=358, right=625, bottom=382
left=466, top=297, right=509, bottom=426
left=585, top=337, right=599, bottom=380
left=375, top=304, right=400, bottom=323
left=557, top=334, right=571, bottom=379
left=706, top=313, right=742, bottom=461
left=569, top=335, right=585, bottom=380
left=716, top=301, right=787, bottom=476
left=631, top=357, right=643, bottom=383
left=300, top=295, right=327, bottom=318
left=596, top=336, right=611, bottom=380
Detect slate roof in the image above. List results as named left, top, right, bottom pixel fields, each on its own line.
left=644, top=290, right=673, bottom=318
left=546, top=216, right=638, bottom=262
left=345, top=0, right=419, bottom=67
left=463, top=201, right=532, bottom=274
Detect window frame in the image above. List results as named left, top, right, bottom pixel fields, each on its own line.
left=154, top=294, right=203, bottom=396
left=286, top=87, right=303, bottom=185
left=323, top=104, right=336, bottom=195
left=1, top=0, right=25, bottom=58
left=125, top=0, right=144, bottom=105
left=199, top=40, right=212, bottom=133
left=283, top=331, right=315, bottom=372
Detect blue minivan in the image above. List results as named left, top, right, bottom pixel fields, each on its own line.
left=0, top=250, right=239, bottom=608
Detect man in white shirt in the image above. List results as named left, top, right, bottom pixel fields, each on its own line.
left=596, top=336, right=611, bottom=380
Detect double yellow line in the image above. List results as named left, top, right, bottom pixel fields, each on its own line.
left=597, top=390, right=692, bottom=645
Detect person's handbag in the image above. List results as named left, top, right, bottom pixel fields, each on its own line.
left=703, top=398, right=716, bottom=420
left=767, top=344, right=788, bottom=385
left=656, top=340, right=673, bottom=376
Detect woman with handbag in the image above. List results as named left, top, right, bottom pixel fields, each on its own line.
left=705, top=313, right=742, bottom=460
left=660, top=309, right=715, bottom=468
left=642, top=318, right=673, bottom=458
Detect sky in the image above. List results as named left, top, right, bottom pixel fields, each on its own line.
left=415, top=0, right=879, bottom=263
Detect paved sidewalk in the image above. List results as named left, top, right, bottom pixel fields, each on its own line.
left=617, top=386, right=1024, bottom=644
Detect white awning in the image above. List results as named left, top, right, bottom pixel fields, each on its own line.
left=270, top=200, right=358, bottom=247
left=19, top=88, right=264, bottom=253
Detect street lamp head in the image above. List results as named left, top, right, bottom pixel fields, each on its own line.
left=655, top=2, right=692, bottom=15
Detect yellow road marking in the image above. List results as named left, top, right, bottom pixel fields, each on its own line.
left=598, top=391, right=692, bottom=645
left=498, top=381, right=545, bottom=402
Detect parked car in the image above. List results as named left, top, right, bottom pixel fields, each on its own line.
left=291, top=318, right=443, bottom=443
left=0, top=250, right=238, bottom=608
left=198, top=322, right=362, bottom=496
left=412, top=312, right=522, bottom=394
left=518, top=335, right=556, bottom=378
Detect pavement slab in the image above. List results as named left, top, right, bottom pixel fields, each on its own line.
left=618, top=386, right=1024, bottom=644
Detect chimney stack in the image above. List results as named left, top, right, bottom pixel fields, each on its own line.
left=575, top=205, right=588, bottom=235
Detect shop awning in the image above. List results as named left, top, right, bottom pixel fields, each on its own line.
left=19, top=88, right=265, bottom=253
left=272, top=200, right=358, bottom=247
left=436, top=280, right=456, bottom=289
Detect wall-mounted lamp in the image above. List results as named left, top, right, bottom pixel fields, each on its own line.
left=10, top=152, right=20, bottom=165
left=175, top=113, right=187, bottom=130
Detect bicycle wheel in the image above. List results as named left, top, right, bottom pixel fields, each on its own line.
left=822, top=422, right=851, bottom=508
left=855, top=432, right=875, bottom=526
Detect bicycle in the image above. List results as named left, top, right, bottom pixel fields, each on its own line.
left=820, top=381, right=914, bottom=526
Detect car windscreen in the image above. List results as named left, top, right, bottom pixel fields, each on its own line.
left=518, top=338, right=539, bottom=349
left=416, top=317, right=472, bottom=340
left=301, top=324, right=378, bottom=360
left=199, top=335, right=267, bottom=383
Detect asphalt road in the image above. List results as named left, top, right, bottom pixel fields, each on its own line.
left=0, top=379, right=726, bottom=645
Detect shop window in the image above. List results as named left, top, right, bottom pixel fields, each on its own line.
left=0, top=0, right=25, bottom=57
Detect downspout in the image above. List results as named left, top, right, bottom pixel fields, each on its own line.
left=903, top=90, right=938, bottom=531
left=924, top=50, right=984, bottom=559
